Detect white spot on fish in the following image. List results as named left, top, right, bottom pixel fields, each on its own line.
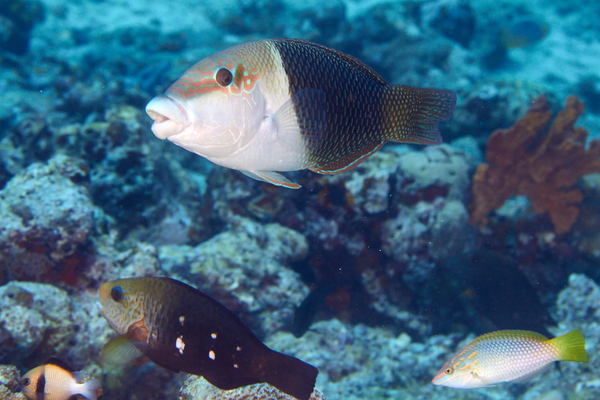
left=211, top=333, right=217, bottom=339
left=209, top=350, right=216, bottom=360
left=179, top=316, right=185, bottom=325
left=176, top=336, right=185, bottom=355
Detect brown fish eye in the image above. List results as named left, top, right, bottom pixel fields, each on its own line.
left=21, top=378, right=30, bottom=386
left=216, top=68, right=233, bottom=87
left=445, top=366, right=454, bottom=375
left=111, top=286, right=123, bottom=302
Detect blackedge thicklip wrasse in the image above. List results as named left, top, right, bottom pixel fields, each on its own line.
left=146, top=39, right=456, bottom=188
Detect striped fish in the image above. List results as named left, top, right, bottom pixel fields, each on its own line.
left=146, top=39, right=456, bottom=188
left=20, top=358, right=100, bottom=400
left=432, top=329, right=587, bottom=388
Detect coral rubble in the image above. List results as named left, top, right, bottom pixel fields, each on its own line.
left=470, top=95, right=600, bottom=234
left=179, top=376, right=326, bottom=400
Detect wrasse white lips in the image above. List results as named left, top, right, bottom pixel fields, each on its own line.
left=145, top=94, right=189, bottom=140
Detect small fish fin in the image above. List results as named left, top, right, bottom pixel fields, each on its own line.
left=101, top=335, right=145, bottom=367
left=263, top=351, right=318, bottom=400
left=77, top=378, right=100, bottom=400
left=271, top=88, right=326, bottom=151
left=44, top=358, right=76, bottom=373
left=552, top=329, right=587, bottom=362
left=310, top=140, right=385, bottom=174
left=385, top=86, right=456, bottom=144
left=240, top=170, right=301, bottom=189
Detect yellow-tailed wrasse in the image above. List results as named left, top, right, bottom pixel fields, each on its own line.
left=145, top=39, right=457, bottom=189
left=97, top=277, right=318, bottom=400
left=20, top=358, right=100, bottom=400
left=432, top=329, right=587, bottom=389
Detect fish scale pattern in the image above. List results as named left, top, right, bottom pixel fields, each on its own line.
left=271, top=39, right=454, bottom=174
left=272, top=39, right=389, bottom=173
left=468, top=331, right=557, bottom=382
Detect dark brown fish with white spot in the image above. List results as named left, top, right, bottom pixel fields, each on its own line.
left=146, top=38, right=457, bottom=188
left=97, top=277, right=318, bottom=400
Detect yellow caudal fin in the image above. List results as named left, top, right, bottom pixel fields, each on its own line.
left=552, top=329, right=587, bottom=362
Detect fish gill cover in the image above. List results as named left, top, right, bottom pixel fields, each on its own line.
left=0, top=0, right=600, bottom=399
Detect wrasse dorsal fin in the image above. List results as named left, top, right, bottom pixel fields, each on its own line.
left=44, top=358, right=75, bottom=373
left=271, top=88, right=327, bottom=151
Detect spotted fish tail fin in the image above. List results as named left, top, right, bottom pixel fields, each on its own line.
left=385, top=86, right=457, bottom=145
left=263, top=351, right=318, bottom=400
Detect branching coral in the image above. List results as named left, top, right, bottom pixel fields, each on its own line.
left=470, top=95, right=600, bottom=234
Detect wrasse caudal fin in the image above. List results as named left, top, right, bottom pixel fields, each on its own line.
left=553, top=329, right=587, bottom=362
left=263, top=351, right=319, bottom=400
left=386, top=86, right=457, bottom=145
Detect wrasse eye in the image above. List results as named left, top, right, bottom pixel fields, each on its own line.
left=216, top=68, right=233, bottom=87
left=111, top=286, right=123, bottom=302
left=21, top=378, right=31, bottom=387
left=445, top=366, right=454, bottom=375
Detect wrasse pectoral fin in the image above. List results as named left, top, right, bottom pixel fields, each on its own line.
left=101, top=335, right=145, bottom=367
left=241, top=170, right=301, bottom=189
left=272, top=89, right=327, bottom=151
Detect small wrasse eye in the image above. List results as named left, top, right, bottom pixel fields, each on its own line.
left=445, top=366, right=454, bottom=375
left=111, top=286, right=123, bottom=302
left=216, top=68, right=233, bottom=87
left=21, top=378, right=31, bottom=387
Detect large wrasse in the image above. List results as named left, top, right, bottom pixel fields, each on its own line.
left=432, top=329, right=587, bottom=388
left=20, top=358, right=100, bottom=400
left=97, top=277, right=318, bottom=400
left=146, top=39, right=456, bottom=188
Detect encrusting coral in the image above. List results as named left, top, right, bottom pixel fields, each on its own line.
left=470, top=95, right=600, bottom=234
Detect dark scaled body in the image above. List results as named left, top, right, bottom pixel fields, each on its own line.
left=272, top=39, right=457, bottom=173
left=98, top=278, right=318, bottom=400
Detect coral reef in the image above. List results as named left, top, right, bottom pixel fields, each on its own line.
left=0, top=364, right=23, bottom=400
left=158, top=218, right=310, bottom=337
left=470, top=95, right=600, bottom=234
left=179, top=376, right=326, bottom=400
left=0, top=155, right=105, bottom=284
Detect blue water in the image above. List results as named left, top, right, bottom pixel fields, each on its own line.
left=0, top=0, right=598, bottom=399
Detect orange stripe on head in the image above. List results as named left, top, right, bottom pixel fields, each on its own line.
left=168, top=46, right=262, bottom=98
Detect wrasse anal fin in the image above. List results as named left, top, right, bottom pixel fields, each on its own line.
left=310, top=140, right=385, bottom=174
left=241, top=170, right=301, bottom=189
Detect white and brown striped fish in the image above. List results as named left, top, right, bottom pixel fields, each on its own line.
left=146, top=39, right=456, bottom=188
left=20, top=358, right=100, bottom=400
